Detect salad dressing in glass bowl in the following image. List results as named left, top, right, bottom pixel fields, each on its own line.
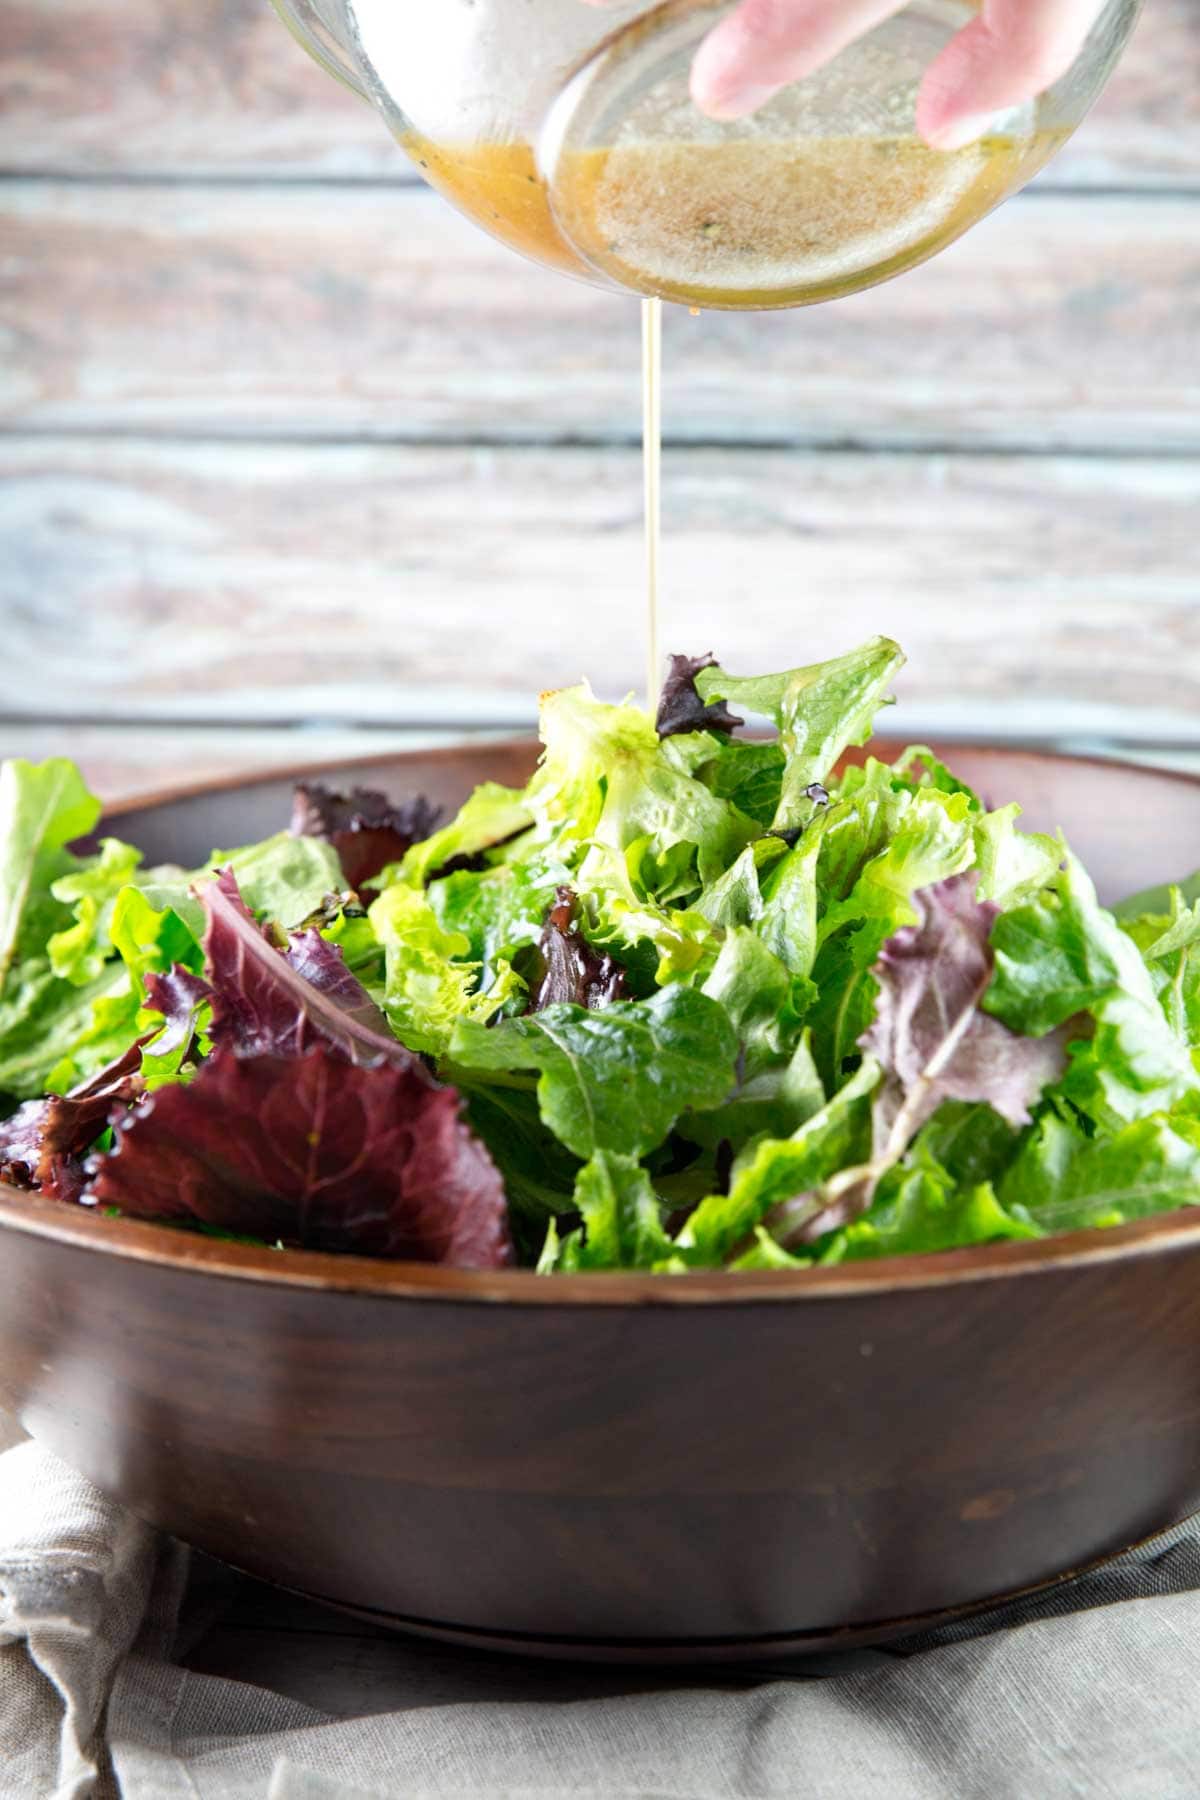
left=274, top=0, right=1140, bottom=307
left=400, top=127, right=1069, bottom=308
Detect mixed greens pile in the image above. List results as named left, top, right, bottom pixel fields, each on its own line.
left=3, top=636, right=1200, bottom=1273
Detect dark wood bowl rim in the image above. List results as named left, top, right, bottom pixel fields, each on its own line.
left=95, top=733, right=1200, bottom=823
left=4, top=737, right=1199, bottom=1309
left=3, top=1185, right=1200, bottom=1306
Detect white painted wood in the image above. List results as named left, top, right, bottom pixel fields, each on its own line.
left=0, top=0, right=1194, bottom=186
left=2, top=438, right=1197, bottom=739
left=2, top=184, right=1198, bottom=450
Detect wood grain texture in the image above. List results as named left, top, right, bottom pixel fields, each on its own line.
left=3, top=183, right=1199, bottom=450
left=2, top=437, right=1198, bottom=732
left=0, top=0, right=1195, bottom=185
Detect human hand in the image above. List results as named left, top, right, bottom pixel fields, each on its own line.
left=583, top=0, right=1108, bottom=149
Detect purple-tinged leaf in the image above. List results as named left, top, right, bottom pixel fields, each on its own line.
left=655, top=653, right=744, bottom=740
left=863, top=874, right=1068, bottom=1134
left=528, top=887, right=626, bottom=1012
left=284, top=928, right=392, bottom=1034
left=430, top=824, right=530, bottom=881
left=200, top=869, right=402, bottom=1068
left=143, top=966, right=213, bottom=1060
left=0, top=1040, right=146, bottom=1204
left=85, top=1045, right=513, bottom=1268
left=771, top=874, right=1070, bottom=1247
left=0, top=1102, right=47, bottom=1192
left=291, top=782, right=441, bottom=890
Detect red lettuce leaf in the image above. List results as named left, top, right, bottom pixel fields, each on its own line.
left=84, top=870, right=513, bottom=1265
left=528, top=887, right=626, bottom=1012
left=773, top=874, right=1070, bottom=1247
left=656, top=652, right=744, bottom=740
left=143, top=966, right=212, bottom=1061
left=0, top=1104, right=43, bottom=1190
left=85, top=1044, right=512, bottom=1267
left=863, top=874, right=1069, bottom=1135
left=200, top=868, right=402, bottom=1066
left=291, top=781, right=441, bottom=890
left=0, top=1041, right=146, bottom=1204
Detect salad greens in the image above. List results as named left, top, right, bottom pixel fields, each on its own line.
left=2, top=637, right=1200, bottom=1273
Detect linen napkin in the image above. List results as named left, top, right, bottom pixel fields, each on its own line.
left=4, top=1437, right=1200, bottom=1800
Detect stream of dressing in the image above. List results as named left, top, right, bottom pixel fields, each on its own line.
left=641, top=297, right=662, bottom=714
left=395, top=129, right=1064, bottom=713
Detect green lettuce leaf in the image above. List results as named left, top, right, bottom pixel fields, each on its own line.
left=761, top=763, right=980, bottom=1001
left=1115, top=870, right=1200, bottom=922
left=141, top=832, right=345, bottom=940
left=973, top=804, right=1061, bottom=909
left=459, top=1082, right=581, bottom=1241
left=987, top=854, right=1197, bottom=1128
left=826, top=1163, right=1038, bottom=1262
left=701, top=927, right=799, bottom=1066
left=208, top=832, right=345, bottom=928
left=695, top=637, right=904, bottom=830
left=817, top=785, right=975, bottom=949
left=798, top=770, right=983, bottom=1089
left=999, top=1108, right=1200, bottom=1234
left=674, top=1058, right=878, bottom=1266
left=806, top=933, right=877, bottom=1092
left=810, top=757, right=905, bottom=906
left=727, top=1228, right=812, bottom=1271
left=757, top=830, right=822, bottom=978
left=427, top=859, right=559, bottom=987
left=449, top=985, right=739, bottom=1161
left=685, top=930, right=823, bottom=1145
left=570, top=841, right=719, bottom=984
left=369, top=882, right=522, bottom=1057
left=48, top=838, right=144, bottom=985
left=694, top=838, right=785, bottom=930
left=4, top=818, right=340, bottom=1097
left=0, top=962, right=132, bottom=1099
left=106, top=887, right=210, bottom=1086
left=889, top=746, right=982, bottom=808
left=528, top=683, right=755, bottom=888
left=696, top=738, right=785, bottom=828
left=0, top=759, right=127, bottom=1098
left=1130, top=893, right=1200, bottom=1049
left=393, top=783, right=533, bottom=889
left=914, top=1099, right=1024, bottom=1190
left=0, top=758, right=101, bottom=987
left=545, top=1151, right=672, bottom=1271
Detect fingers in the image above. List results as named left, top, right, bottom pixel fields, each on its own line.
left=917, top=0, right=1108, bottom=147
left=689, top=0, right=906, bottom=120
left=583, top=0, right=1105, bottom=145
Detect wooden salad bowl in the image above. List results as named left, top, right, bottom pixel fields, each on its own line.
left=2, top=740, right=1200, bottom=1663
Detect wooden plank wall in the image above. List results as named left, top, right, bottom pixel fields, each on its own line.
left=1, top=0, right=1198, bottom=798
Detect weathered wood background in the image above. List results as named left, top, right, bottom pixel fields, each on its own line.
left=1, top=0, right=1198, bottom=798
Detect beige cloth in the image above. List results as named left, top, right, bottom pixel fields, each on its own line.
left=3, top=1439, right=1200, bottom=1800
